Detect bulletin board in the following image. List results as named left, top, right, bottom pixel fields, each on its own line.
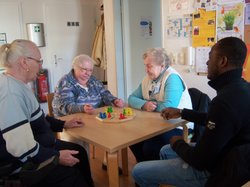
left=166, top=0, right=250, bottom=76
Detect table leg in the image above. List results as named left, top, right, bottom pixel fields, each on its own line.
left=106, top=151, right=119, bottom=187
left=121, top=148, right=128, bottom=175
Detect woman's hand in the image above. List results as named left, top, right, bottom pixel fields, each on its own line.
left=83, top=104, right=95, bottom=114
left=114, top=99, right=124, bottom=108
left=143, top=101, right=157, bottom=112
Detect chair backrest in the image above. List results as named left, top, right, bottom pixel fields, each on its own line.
left=46, top=93, right=54, bottom=117
left=46, top=93, right=61, bottom=139
left=188, top=88, right=211, bottom=142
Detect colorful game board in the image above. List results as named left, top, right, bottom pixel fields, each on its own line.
left=96, top=106, right=136, bottom=123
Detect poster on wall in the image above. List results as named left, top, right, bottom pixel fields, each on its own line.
left=192, top=9, right=216, bottom=47
left=195, top=47, right=211, bottom=74
left=245, top=3, right=250, bottom=24
left=0, top=33, right=7, bottom=44
left=166, top=16, right=192, bottom=38
left=218, top=0, right=244, bottom=4
left=169, top=0, right=189, bottom=15
left=243, top=44, right=250, bottom=81
left=216, top=2, right=245, bottom=41
left=140, top=17, right=152, bottom=39
left=245, top=25, right=250, bottom=44
left=194, top=0, right=217, bottom=10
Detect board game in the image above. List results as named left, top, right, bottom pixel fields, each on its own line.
left=96, top=107, right=136, bottom=123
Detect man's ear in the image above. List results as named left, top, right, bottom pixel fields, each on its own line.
left=19, top=57, right=29, bottom=69
left=220, top=56, right=228, bottom=68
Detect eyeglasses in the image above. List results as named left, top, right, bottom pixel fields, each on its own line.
left=26, top=56, right=43, bottom=65
left=77, top=66, right=93, bottom=73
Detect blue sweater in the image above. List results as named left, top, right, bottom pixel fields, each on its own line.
left=128, top=74, right=184, bottom=112
left=53, top=71, right=118, bottom=117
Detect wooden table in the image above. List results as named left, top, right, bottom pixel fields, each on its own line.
left=60, top=107, right=188, bottom=187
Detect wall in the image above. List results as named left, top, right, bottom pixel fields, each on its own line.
left=0, top=0, right=100, bottom=81
left=0, top=0, right=101, bottom=113
left=122, top=0, right=163, bottom=100
left=161, top=0, right=216, bottom=99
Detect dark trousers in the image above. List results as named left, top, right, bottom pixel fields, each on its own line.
left=130, top=128, right=183, bottom=162
left=35, top=139, right=94, bottom=187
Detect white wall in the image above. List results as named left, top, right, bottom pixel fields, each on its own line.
left=122, top=0, right=163, bottom=100
left=0, top=0, right=101, bottom=113
left=161, top=0, right=216, bottom=99
left=0, top=0, right=100, bottom=80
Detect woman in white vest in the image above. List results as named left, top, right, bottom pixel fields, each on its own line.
left=128, top=47, right=193, bottom=162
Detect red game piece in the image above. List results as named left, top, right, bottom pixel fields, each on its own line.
left=119, top=113, right=125, bottom=120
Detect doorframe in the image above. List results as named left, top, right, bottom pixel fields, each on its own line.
left=103, top=0, right=125, bottom=100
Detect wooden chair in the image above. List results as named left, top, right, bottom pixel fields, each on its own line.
left=46, top=93, right=55, bottom=117
left=46, top=93, right=96, bottom=158
left=46, top=93, right=61, bottom=139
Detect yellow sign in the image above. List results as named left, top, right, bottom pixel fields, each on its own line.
left=192, top=9, right=216, bottom=47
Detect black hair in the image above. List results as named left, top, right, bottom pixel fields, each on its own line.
left=216, top=37, right=247, bottom=67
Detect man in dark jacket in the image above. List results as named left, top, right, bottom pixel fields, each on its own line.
left=132, top=37, right=250, bottom=187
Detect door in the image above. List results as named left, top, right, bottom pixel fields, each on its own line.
left=44, top=1, right=96, bottom=91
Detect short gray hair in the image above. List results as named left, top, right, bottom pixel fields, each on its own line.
left=143, top=48, right=171, bottom=67
left=0, top=39, right=35, bottom=68
left=72, top=54, right=95, bottom=69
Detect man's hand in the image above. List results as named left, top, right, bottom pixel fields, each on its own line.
left=170, top=135, right=183, bottom=147
left=143, top=101, right=157, bottom=112
left=59, top=150, right=80, bottom=167
left=64, top=118, right=84, bottom=129
left=161, top=107, right=182, bottom=120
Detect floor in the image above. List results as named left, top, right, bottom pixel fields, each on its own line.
left=89, top=146, right=137, bottom=187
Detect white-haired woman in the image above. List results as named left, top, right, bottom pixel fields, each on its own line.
left=52, top=54, right=124, bottom=172
left=53, top=54, right=124, bottom=117
left=128, top=48, right=193, bottom=162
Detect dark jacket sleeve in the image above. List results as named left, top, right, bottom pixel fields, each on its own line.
left=30, top=114, right=59, bottom=164
left=45, top=115, right=64, bottom=132
left=182, top=109, right=208, bottom=126
left=173, top=99, right=242, bottom=172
